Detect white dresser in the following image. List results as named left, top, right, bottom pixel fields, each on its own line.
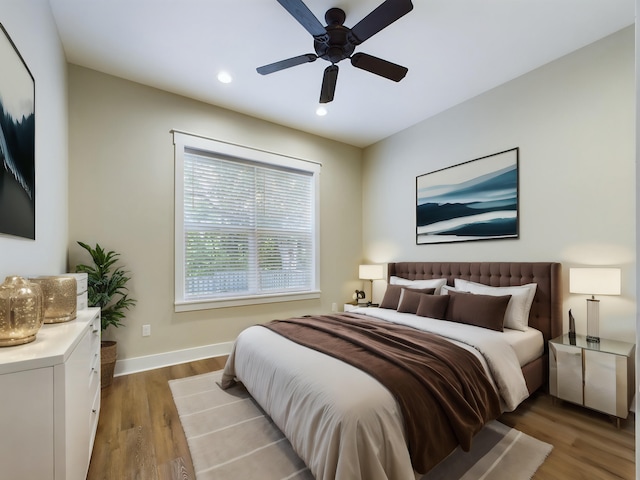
left=0, top=307, right=101, bottom=480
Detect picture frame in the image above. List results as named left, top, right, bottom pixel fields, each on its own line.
left=0, top=22, right=35, bottom=239
left=416, top=148, right=519, bottom=245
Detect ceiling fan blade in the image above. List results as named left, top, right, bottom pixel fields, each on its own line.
left=319, top=65, right=339, bottom=103
left=276, top=0, right=328, bottom=39
left=257, top=54, right=317, bottom=75
left=349, top=0, right=413, bottom=44
left=351, top=53, right=408, bottom=82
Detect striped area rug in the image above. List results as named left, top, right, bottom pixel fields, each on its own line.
left=169, top=371, right=552, bottom=480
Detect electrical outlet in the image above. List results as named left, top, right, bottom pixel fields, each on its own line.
left=332, top=302, right=337, bottom=312
left=142, top=324, right=151, bottom=337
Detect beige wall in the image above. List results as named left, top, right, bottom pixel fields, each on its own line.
left=67, top=27, right=636, bottom=362
left=363, top=27, right=636, bottom=341
left=67, top=66, right=363, bottom=363
left=0, top=0, right=69, bottom=277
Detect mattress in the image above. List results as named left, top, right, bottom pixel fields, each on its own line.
left=501, top=326, right=544, bottom=366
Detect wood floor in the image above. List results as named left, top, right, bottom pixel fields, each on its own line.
left=87, top=356, right=227, bottom=480
left=501, top=392, right=635, bottom=479
left=87, top=357, right=635, bottom=480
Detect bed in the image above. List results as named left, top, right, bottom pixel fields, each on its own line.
left=222, top=261, right=562, bottom=480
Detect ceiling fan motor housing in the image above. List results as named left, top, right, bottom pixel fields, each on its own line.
left=314, top=8, right=355, bottom=64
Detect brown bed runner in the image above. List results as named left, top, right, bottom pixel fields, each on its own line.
left=263, top=313, right=501, bottom=474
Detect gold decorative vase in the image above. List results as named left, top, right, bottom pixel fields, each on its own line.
left=0, top=276, right=44, bottom=347
left=30, top=276, right=77, bottom=323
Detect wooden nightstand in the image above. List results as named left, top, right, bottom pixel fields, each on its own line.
left=549, top=333, right=635, bottom=426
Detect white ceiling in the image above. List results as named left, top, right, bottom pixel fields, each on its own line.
left=49, top=0, right=634, bottom=148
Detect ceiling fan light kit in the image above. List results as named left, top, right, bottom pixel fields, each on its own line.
left=257, top=0, right=413, bottom=103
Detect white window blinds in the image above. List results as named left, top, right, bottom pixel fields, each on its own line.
left=173, top=132, right=320, bottom=310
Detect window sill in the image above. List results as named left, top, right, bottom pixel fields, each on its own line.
left=175, top=290, right=321, bottom=312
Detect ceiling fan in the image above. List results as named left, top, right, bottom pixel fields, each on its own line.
left=257, top=0, right=414, bottom=104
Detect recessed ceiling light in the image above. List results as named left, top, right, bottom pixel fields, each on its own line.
left=217, top=71, right=233, bottom=84
left=316, top=106, right=328, bottom=116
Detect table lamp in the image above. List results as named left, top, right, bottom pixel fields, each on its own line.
left=359, top=264, right=384, bottom=305
left=569, top=267, right=621, bottom=343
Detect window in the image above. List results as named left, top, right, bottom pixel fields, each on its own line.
left=173, top=131, right=320, bottom=311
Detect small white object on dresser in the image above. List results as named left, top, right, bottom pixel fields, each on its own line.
left=64, top=272, right=89, bottom=310
left=0, top=307, right=101, bottom=480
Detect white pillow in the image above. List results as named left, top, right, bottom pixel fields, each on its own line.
left=440, top=285, right=460, bottom=295
left=390, top=276, right=447, bottom=295
left=453, top=279, right=537, bottom=332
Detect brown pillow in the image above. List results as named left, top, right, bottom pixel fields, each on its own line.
left=445, top=290, right=511, bottom=332
left=380, top=285, right=435, bottom=310
left=397, top=289, right=430, bottom=314
left=416, top=294, right=450, bottom=320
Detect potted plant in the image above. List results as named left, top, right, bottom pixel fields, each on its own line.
left=75, top=241, right=136, bottom=388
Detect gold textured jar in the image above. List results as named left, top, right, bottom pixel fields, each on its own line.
left=30, top=276, right=77, bottom=323
left=0, top=276, right=45, bottom=347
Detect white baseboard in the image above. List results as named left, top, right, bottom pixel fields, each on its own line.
left=113, top=341, right=234, bottom=377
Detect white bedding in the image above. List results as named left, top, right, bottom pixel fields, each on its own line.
left=222, top=311, right=537, bottom=480
left=501, top=325, right=544, bottom=366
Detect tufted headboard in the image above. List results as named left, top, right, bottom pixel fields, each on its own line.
left=387, top=262, right=563, bottom=346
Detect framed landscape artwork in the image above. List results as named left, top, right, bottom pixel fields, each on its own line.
left=0, top=23, right=35, bottom=239
left=416, top=148, right=519, bottom=245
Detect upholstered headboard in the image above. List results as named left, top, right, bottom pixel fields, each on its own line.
left=387, top=262, right=563, bottom=345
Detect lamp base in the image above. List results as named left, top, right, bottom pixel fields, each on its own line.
left=586, top=297, right=600, bottom=344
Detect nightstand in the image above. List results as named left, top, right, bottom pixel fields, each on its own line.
left=549, top=334, right=635, bottom=426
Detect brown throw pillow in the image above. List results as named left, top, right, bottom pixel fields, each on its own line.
left=397, top=289, right=429, bottom=314
left=380, top=285, right=435, bottom=310
left=416, top=294, right=450, bottom=320
left=445, top=290, right=511, bottom=331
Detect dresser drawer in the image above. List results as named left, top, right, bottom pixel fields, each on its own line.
left=89, top=350, right=100, bottom=392
left=89, top=315, right=101, bottom=348
left=88, top=385, right=100, bottom=462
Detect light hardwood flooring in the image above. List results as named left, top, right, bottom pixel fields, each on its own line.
left=87, top=357, right=227, bottom=480
left=500, top=392, right=635, bottom=479
left=87, top=357, right=635, bottom=480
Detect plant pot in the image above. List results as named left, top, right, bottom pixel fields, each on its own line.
left=100, top=340, right=117, bottom=388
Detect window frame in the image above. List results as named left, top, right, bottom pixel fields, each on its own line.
left=173, top=130, right=321, bottom=312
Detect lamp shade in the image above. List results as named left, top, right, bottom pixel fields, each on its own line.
left=569, top=268, right=621, bottom=295
left=359, top=264, right=384, bottom=281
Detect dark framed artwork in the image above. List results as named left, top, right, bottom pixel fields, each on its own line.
left=0, top=23, right=35, bottom=239
left=416, top=148, right=519, bottom=245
